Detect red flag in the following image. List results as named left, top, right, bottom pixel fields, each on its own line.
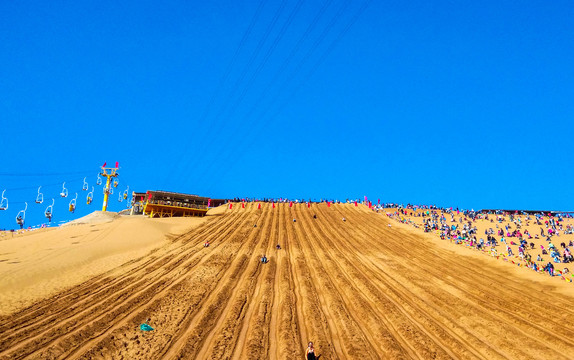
left=327, top=201, right=331, bottom=207
left=115, top=161, right=119, bottom=168
left=354, top=201, right=357, bottom=207
left=364, top=196, right=367, bottom=202
left=378, top=199, right=380, bottom=204
left=272, top=202, right=275, bottom=208
left=289, top=201, right=293, bottom=207
left=208, top=199, right=211, bottom=207
left=103, top=162, right=107, bottom=168
left=258, top=203, right=261, bottom=209
left=308, top=202, right=311, bottom=208
left=242, top=202, right=245, bottom=208
left=229, top=202, right=233, bottom=209
left=369, top=201, right=372, bottom=209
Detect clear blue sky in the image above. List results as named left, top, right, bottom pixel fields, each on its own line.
left=1, top=0, right=573, bottom=229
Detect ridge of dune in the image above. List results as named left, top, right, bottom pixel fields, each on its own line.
left=61, top=210, right=121, bottom=226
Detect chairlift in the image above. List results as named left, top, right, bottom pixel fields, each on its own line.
left=69, top=193, right=77, bottom=213
left=120, top=186, right=129, bottom=202
left=82, top=177, right=88, bottom=191
left=0, top=190, right=7, bottom=210
left=36, top=186, right=44, bottom=204
left=45, top=199, right=54, bottom=222
left=96, top=173, right=102, bottom=186
left=60, top=182, right=68, bottom=198
left=113, top=179, right=119, bottom=188
left=87, top=187, right=94, bottom=205
left=16, top=202, right=27, bottom=228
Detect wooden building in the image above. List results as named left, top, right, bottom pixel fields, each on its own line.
left=141, top=190, right=209, bottom=218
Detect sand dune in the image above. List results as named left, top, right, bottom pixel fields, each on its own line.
left=0, top=212, right=211, bottom=315
left=1, top=203, right=573, bottom=359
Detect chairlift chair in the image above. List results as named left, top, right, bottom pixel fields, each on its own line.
left=82, top=177, right=88, bottom=191
left=0, top=190, right=7, bottom=210
left=69, top=193, right=78, bottom=213
left=113, top=179, right=119, bottom=188
left=60, top=182, right=68, bottom=198
left=35, top=186, right=44, bottom=204
left=123, top=186, right=129, bottom=200
left=96, top=174, right=102, bottom=186
left=87, top=187, right=94, bottom=205
left=16, top=202, right=27, bottom=228
left=45, top=199, right=54, bottom=222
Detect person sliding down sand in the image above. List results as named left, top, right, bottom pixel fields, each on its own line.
left=306, top=341, right=320, bottom=360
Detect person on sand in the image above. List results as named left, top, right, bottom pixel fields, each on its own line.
left=261, top=255, right=268, bottom=264
left=306, top=341, right=319, bottom=360
left=276, top=244, right=281, bottom=250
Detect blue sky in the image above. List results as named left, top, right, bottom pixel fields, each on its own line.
left=1, top=0, right=573, bottom=229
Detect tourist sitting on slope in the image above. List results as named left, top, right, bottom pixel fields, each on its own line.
left=261, top=255, right=268, bottom=264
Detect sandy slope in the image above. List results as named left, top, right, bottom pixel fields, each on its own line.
left=0, top=212, right=210, bottom=315
left=384, top=208, right=574, bottom=277
left=1, top=203, right=573, bottom=359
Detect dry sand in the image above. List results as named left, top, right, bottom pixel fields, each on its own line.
left=1, top=203, right=573, bottom=359
left=0, top=211, right=211, bottom=315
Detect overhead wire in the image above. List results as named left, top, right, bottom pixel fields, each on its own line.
left=192, top=0, right=332, bottom=182
left=0, top=170, right=93, bottom=177
left=200, top=0, right=352, bottom=188
left=170, top=0, right=287, bottom=183
left=204, top=0, right=374, bottom=195
left=164, top=0, right=268, bottom=183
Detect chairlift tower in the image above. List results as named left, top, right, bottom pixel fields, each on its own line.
left=100, top=162, right=119, bottom=212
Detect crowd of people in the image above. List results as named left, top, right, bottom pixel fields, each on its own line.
left=382, top=205, right=574, bottom=282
